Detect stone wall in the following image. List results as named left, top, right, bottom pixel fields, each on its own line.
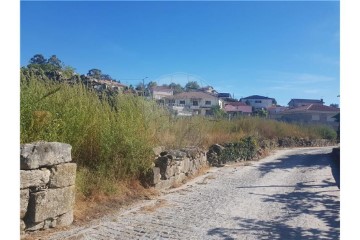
left=20, top=142, right=76, bottom=234
left=207, top=137, right=338, bottom=166
left=144, top=147, right=208, bottom=190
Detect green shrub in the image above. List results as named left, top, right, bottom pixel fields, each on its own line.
left=219, top=136, right=258, bottom=163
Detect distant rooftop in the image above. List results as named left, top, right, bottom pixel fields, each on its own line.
left=288, top=98, right=324, bottom=105
left=241, top=95, right=274, bottom=100
left=224, top=102, right=247, bottom=106
left=218, top=93, right=232, bottom=98
left=168, top=91, right=218, bottom=99
left=151, top=86, right=173, bottom=92
left=283, top=104, right=339, bottom=113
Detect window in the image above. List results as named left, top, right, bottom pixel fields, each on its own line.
left=255, top=100, right=262, bottom=103
left=205, top=100, right=211, bottom=105
left=311, top=114, right=320, bottom=121
left=179, top=100, right=185, bottom=105
left=193, top=101, right=199, bottom=106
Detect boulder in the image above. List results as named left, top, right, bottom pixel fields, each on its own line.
left=49, top=163, right=77, bottom=188
left=27, top=186, right=75, bottom=223
left=20, top=168, right=50, bottom=189
left=25, top=221, right=44, bottom=231
left=20, top=219, right=26, bottom=232
left=20, top=142, right=72, bottom=170
left=56, top=211, right=74, bottom=227
left=20, top=189, right=29, bottom=219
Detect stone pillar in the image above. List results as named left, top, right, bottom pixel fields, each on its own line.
left=20, top=142, right=76, bottom=234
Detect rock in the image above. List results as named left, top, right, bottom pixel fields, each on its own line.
left=20, top=168, right=50, bottom=189
left=44, top=218, right=57, bottom=229
left=56, top=211, right=74, bottom=227
left=165, top=165, right=176, bottom=179
left=209, top=144, right=225, bottom=155
left=152, top=167, right=161, bottom=185
left=25, top=221, right=44, bottom=231
left=20, top=189, right=29, bottom=219
left=49, top=163, right=77, bottom=188
left=20, top=219, right=26, bottom=232
left=20, top=142, right=72, bottom=170
left=174, top=173, right=186, bottom=185
left=167, top=150, right=187, bottom=159
left=155, top=156, right=170, bottom=180
left=160, top=151, right=168, bottom=157
left=153, top=146, right=165, bottom=156
left=181, top=147, right=201, bottom=159
left=182, top=158, right=191, bottom=173
left=27, top=186, right=75, bottom=223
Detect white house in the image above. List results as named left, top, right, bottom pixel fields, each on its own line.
left=150, top=86, right=174, bottom=100
left=165, top=91, right=224, bottom=116
left=239, top=95, right=276, bottom=110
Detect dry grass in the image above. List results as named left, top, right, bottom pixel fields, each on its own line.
left=74, top=179, right=159, bottom=224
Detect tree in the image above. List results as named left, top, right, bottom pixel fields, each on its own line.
left=185, top=81, right=200, bottom=91
left=255, top=108, right=268, bottom=118
left=100, top=74, right=113, bottom=80
left=29, top=54, right=47, bottom=65
left=211, top=105, right=226, bottom=119
left=135, top=82, right=145, bottom=90
left=47, top=55, right=63, bottom=69
left=168, top=82, right=184, bottom=94
left=147, top=81, right=157, bottom=89
left=87, top=68, right=102, bottom=79
left=330, top=103, right=339, bottom=108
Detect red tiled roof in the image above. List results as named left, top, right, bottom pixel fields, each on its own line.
left=225, top=102, right=247, bottom=106
left=284, top=104, right=339, bottom=113
left=224, top=105, right=252, bottom=113
left=151, top=86, right=173, bottom=92
left=168, top=91, right=218, bottom=99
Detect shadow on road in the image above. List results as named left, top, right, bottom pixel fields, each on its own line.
left=207, top=150, right=340, bottom=240
left=256, top=151, right=340, bottom=189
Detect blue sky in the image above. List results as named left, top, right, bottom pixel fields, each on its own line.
left=20, top=1, right=340, bottom=106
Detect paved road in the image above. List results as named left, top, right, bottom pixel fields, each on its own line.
left=48, top=147, right=340, bottom=240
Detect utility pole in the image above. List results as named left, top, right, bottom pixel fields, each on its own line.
left=142, top=77, right=148, bottom=96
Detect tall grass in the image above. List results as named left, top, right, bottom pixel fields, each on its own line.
left=21, top=77, right=167, bottom=196
left=21, top=77, right=336, bottom=197
left=153, top=116, right=336, bottom=149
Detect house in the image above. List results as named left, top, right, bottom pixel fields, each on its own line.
left=165, top=91, right=224, bottom=116
left=267, top=106, right=288, bottom=119
left=278, top=104, right=340, bottom=129
left=288, top=98, right=324, bottom=108
left=217, top=93, right=238, bottom=103
left=224, top=102, right=252, bottom=117
left=150, top=86, right=174, bottom=100
left=239, top=95, right=276, bottom=110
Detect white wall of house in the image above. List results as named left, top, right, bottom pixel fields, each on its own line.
left=240, top=99, right=273, bottom=109
left=152, top=90, right=173, bottom=100
left=174, top=97, right=221, bottom=108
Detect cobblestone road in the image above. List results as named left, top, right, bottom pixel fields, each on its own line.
left=47, top=147, right=340, bottom=240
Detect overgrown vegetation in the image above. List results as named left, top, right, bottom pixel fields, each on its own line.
left=20, top=55, right=337, bottom=199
